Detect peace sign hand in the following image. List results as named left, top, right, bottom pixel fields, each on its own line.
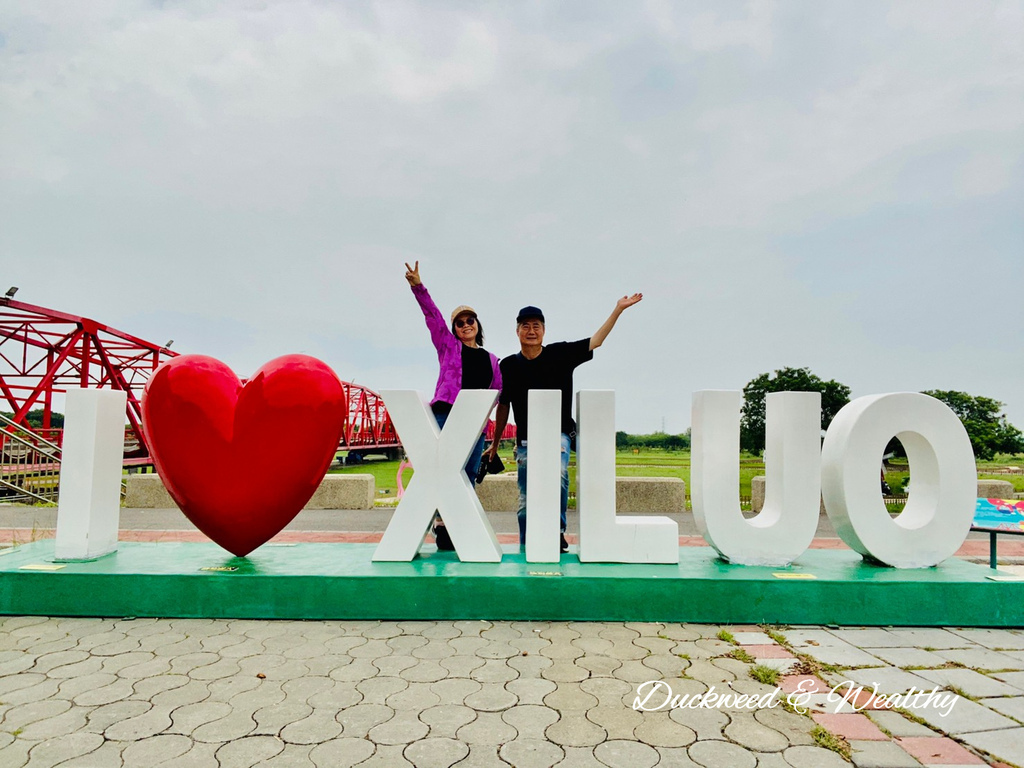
left=404, top=261, right=421, bottom=287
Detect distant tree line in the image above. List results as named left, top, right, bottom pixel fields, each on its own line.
left=616, top=430, right=691, bottom=451
left=737, top=367, right=1024, bottom=460
left=0, top=409, right=64, bottom=429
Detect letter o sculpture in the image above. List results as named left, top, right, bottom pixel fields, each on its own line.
left=821, top=393, right=976, bottom=568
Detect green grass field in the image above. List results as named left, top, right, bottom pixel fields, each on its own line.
left=331, top=448, right=1024, bottom=503
left=330, top=448, right=766, bottom=502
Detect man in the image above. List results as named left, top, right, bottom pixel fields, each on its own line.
left=485, top=294, right=643, bottom=551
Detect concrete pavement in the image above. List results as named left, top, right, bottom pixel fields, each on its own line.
left=2, top=504, right=1024, bottom=766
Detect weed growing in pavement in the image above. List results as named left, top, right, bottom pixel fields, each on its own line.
left=749, top=665, right=780, bottom=687
left=716, top=629, right=736, bottom=644
left=811, top=725, right=851, bottom=760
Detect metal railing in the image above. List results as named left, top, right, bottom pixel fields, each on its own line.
left=0, top=413, right=63, bottom=504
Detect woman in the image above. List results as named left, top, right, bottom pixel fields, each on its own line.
left=405, top=261, right=502, bottom=549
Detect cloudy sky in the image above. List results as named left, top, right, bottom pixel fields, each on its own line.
left=2, top=0, right=1022, bottom=433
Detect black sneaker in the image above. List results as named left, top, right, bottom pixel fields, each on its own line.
left=560, top=533, right=569, bottom=553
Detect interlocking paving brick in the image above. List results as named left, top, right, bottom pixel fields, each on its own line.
left=505, top=677, right=556, bottom=705
left=917, top=668, right=1020, bottom=698
left=721, top=711, right=788, bottom=751
left=785, top=631, right=885, bottom=668
left=586, top=705, right=643, bottom=740
left=17, top=705, right=89, bottom=741
left=936, top=648, right=1024, bottom=672
left=949, top=628, right=1024, bottom=650
left=172, top=700, right=235, bottom=736
left=367, top=710, right=430, bottom=744
left=544, top=683, right=599, bottom=712
left=403, top=661, right=452, bottom=683
left=865, top=709, right=938, bottom=737
left=258, top=742, right=316, bottom=767
left=214, top=735, right=286, bottom=766
left=279, top=710, right=342, bottom=745
left=545, top=712, right=607, bottom=747
left=980, top=695, right=1024, bottom=723
left=335, top=702, right=393, bottom=737
left=2, top=699, right=72, bottom=732
left=59, top=739, right=127, bottom=767
left=307, top=736, right=376, bottom=768
left=847, top=739, right=921, bottom=768
left=386, top=682, right=442, bottom=712
left=732, top=632, right=774, bottom=646
left=457, top=711, right=518, bottom=745
left=905, top=695, right=1017, bottom=735
left=812, top=713, right=888, bottom=741
left=897, top=735, right=986, bottom=765
left=781, top=745, right=850, bottom=768
left=148, top=679, right=211, bottom=708
left=420, top=704, right=477, bottom=738
left=888, top=629, right=978, bottom=650
left=402, top=737, right=470, bottom=768
left=641, top=654, right=689, bottom=678
left=508, top=653, right=554, bottom=678
left=22, top=732, right=106, bottom=766
left=498, top=737, right=564, bottom=767
left=845, top=666, right=937, bottom=695
left=84, top=699, right=152, bottom=733
left=687, top=738, right=756, bottom=768
left=120, top=733, right=194, bottom=766
left=501, top=704, right=560, bottom=738
left=464, top=682, right=519, bottom=712
left=431, top=678, right=482, bottom=706
left=865, top=647, right=950, bottom=668
left=356, top=676, right=408, bottom=704
left=439, top=656, right=487, bottom=678
left=633, top=711, right=697, bottom=747
left=752, top=708, right=816, bottom=746
left=542, top=660, right=589, bottom=683
left=668, top=706, right=730, bottom=741
left=471, top=659, right=519, bottom=684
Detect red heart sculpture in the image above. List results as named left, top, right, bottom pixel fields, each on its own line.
left=142, top=354, right=347, bottom=557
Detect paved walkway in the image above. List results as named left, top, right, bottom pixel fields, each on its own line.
left=2, top=618, right=1024, bottom=767
left=3, top=504, right=1024, bottom=767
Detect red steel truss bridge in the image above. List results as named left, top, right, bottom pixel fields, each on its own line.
left=0, top=293, right=402, bottom=466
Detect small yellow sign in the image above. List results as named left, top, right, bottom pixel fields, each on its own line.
left=200, top=566, right=239, bottom=573
left=528, top=571, right=563, bottom=577
left=20, top=564, right=65, bottom=571
left=772, top=572, right=817, bottom=579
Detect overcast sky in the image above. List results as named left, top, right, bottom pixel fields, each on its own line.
left=2, top=0, right=1022, bottom=433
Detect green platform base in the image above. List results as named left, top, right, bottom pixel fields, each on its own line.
left=1, top=541, right=1021, bottom=626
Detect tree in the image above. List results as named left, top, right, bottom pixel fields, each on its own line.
left=921, top=390, right=1024, bottom=460
left=740, top=367, right=851, bottom=454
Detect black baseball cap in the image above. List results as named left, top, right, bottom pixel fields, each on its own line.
left=516, top=306, right=545, bottom=324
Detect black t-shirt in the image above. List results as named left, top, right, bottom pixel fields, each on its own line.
left=499, top=339, right=593, bottom=446
left=461, top=345, right=493, bottom=390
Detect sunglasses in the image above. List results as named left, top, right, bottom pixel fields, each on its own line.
left=455, top=316, right=477, bottom=328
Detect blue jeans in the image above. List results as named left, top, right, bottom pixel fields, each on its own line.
left=516, top=433, right=570, bottom=546
left=434, top=410, right=485, bottom=485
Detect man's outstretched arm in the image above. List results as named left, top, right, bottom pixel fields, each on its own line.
left=589, top=293, right=643, bottom=351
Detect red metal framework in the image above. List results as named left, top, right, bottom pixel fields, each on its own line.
left=0, top=296, right=176, bottom=458
left=0, top=295, right=402, bottom=460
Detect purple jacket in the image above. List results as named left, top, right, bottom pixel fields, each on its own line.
left=412, top=284, right=502, bottom=406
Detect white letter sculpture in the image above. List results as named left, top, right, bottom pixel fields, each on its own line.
left=576, top=391, right=678, bottom=563
left=373, top=390, right=503, bottom=562
left=525, top=390, right=562, bottom=563
left=692, top=390, right=822, bottom=566
left=821, top=392, right=976, bottom=568
left=55, top=388, right=128, bottom=561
